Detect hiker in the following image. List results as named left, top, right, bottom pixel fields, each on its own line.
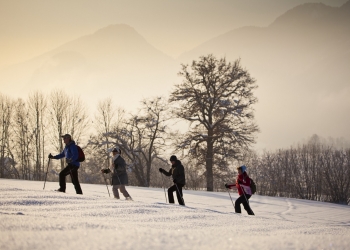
left=48, top=134, right=83, bottom=194
left=101, top=147, right=132, bottom=200
left=159, top=155, right=186, bottom=206
left=225, top=165, right=254, bottom=215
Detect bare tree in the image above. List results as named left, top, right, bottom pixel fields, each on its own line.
left=48, top=90, right=89, bottom=170
left=12, top=98, right=41, bottom=179
left=94, top=98, right=121, bottom=169
left=27, top=91, right=47, bottom=180
left=109, top=97, right=170, bottom=187
left=0, top=93, right=18, bottom=178
left=322, top=148, right=350, bottom=204
left=84, top=99, right=125, bottom=184
left=249, top=135, right=350, bottom=205
left=48, top=90, right=69, bottom=170
left=169, top=54, right=259, bottom=191
left=65, top=96, right=90, bottom=145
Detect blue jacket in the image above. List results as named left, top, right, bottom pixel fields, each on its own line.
left=53, top=140, right=80, bottom=167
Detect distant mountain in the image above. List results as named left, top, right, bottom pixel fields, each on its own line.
left=1, top=3, right=349, bottom=150
left=0, top=24, right=179, bottom=110
left=179, top=2, right=350, bottom=79
left=178, top=1, right=350, bottom=149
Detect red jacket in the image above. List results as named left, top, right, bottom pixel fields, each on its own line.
left=227, top=172, right=252, bottom=195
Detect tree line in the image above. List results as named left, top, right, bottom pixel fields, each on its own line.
left=1, top=54, right=349, bottom=204
left=247, top=135, right=350, bottom=204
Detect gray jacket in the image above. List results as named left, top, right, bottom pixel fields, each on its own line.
left=111, top=155, right=128, bottom=185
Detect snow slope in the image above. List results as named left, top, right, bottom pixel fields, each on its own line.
left=1, top=179, right=349, bottom=250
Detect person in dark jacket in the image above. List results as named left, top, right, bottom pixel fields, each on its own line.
left=49, top=134, right=83, bottom=194
left=225, top=165, right=254, bottom=215
left=101, top=147, right=132, bottom=200
left=159, top=155, right=186, bottom=206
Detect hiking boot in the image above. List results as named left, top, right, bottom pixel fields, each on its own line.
left=55, top=188, right=65, bottom=193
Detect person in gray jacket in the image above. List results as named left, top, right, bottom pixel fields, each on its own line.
left=101, top=147, right=132, bottom=200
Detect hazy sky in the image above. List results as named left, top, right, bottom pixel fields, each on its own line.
left=0, top=0, right=347, bottom=67
left=1, top=0, right=349, bottom=152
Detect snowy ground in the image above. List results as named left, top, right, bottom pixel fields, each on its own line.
left=1, top=179, right=349, bottom=250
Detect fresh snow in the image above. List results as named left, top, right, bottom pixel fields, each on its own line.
left=1, top=179, right=350, bottom=250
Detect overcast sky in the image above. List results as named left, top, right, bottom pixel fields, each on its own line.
left=0, top=0, right=347, bottom=67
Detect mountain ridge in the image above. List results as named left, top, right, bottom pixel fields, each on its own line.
left=177, top=1, right=350, bottom=150
left=0, top=23, right=179, bottom=111
left=1, top=2, right=349, bottom=150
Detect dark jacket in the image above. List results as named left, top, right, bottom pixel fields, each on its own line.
left=112, top=155, right=128, bottom=185
left=162, top=160, right=186, bottom=186
left=53, top=140, right=80, bottom=167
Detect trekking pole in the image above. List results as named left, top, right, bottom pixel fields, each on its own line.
left=174, top=183, right=185, bottom=205
left=239, top=185, right=255, bottom=215
left=43, top=158, right=51, bottom=190
left=101, top=172, right=110, bottom=197
left=160, top=173, right=168, bottom=203
left=226, top=187, right=235, bottom=209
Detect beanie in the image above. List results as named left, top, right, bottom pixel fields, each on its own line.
left=169, top=155, right=177, bottom=161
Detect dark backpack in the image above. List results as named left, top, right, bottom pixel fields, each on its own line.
left=250, top=178, right=256, bottom=194
left=76, top=145, right=85, bottom=162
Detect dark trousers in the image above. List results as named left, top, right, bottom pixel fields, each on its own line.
left=168, top=184, right=185, bottom=205
left=235, top=194, right=254, bottom=215
left=59, top=164, right=83, bottom=194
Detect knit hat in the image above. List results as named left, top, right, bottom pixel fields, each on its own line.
left=169, top=155, right=177, bottom=161
left=240, top=165, right=247, bottom=173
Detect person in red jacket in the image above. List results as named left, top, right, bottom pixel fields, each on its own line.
left=225, top=165, right=254, bottom=215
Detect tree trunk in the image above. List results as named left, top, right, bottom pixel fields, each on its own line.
left=206, top=134, right=214, bottom=191
left=146, top=161, right=151, bottom=187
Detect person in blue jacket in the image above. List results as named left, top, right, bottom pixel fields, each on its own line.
left=49, top=134, right=83, bottom=194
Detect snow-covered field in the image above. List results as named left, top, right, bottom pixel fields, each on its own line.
left=1, top=179, right=349, bottom=250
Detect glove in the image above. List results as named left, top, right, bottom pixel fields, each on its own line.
left=225, top=183, right=229, bottom=189
left=173, top=179, right=177, bottom=184
left=101, top=169, right=111, bottom=174
left=48, top=153, right=53, bottom=159
left=159, top=168, right=163, bottom=173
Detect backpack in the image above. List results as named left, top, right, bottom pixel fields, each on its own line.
left=76, top=145, right=85, bottom=162
left=250, top=178, right=256, bottom=194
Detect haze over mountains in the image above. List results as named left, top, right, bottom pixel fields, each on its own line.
left=0, top=24, right=178, bottom=107
left=1, top=1, right=349, bottom=151
left=178, top=1, right=350, bottom=149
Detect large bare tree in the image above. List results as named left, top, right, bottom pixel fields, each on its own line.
left=170, top=54, right=259, bottom=191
